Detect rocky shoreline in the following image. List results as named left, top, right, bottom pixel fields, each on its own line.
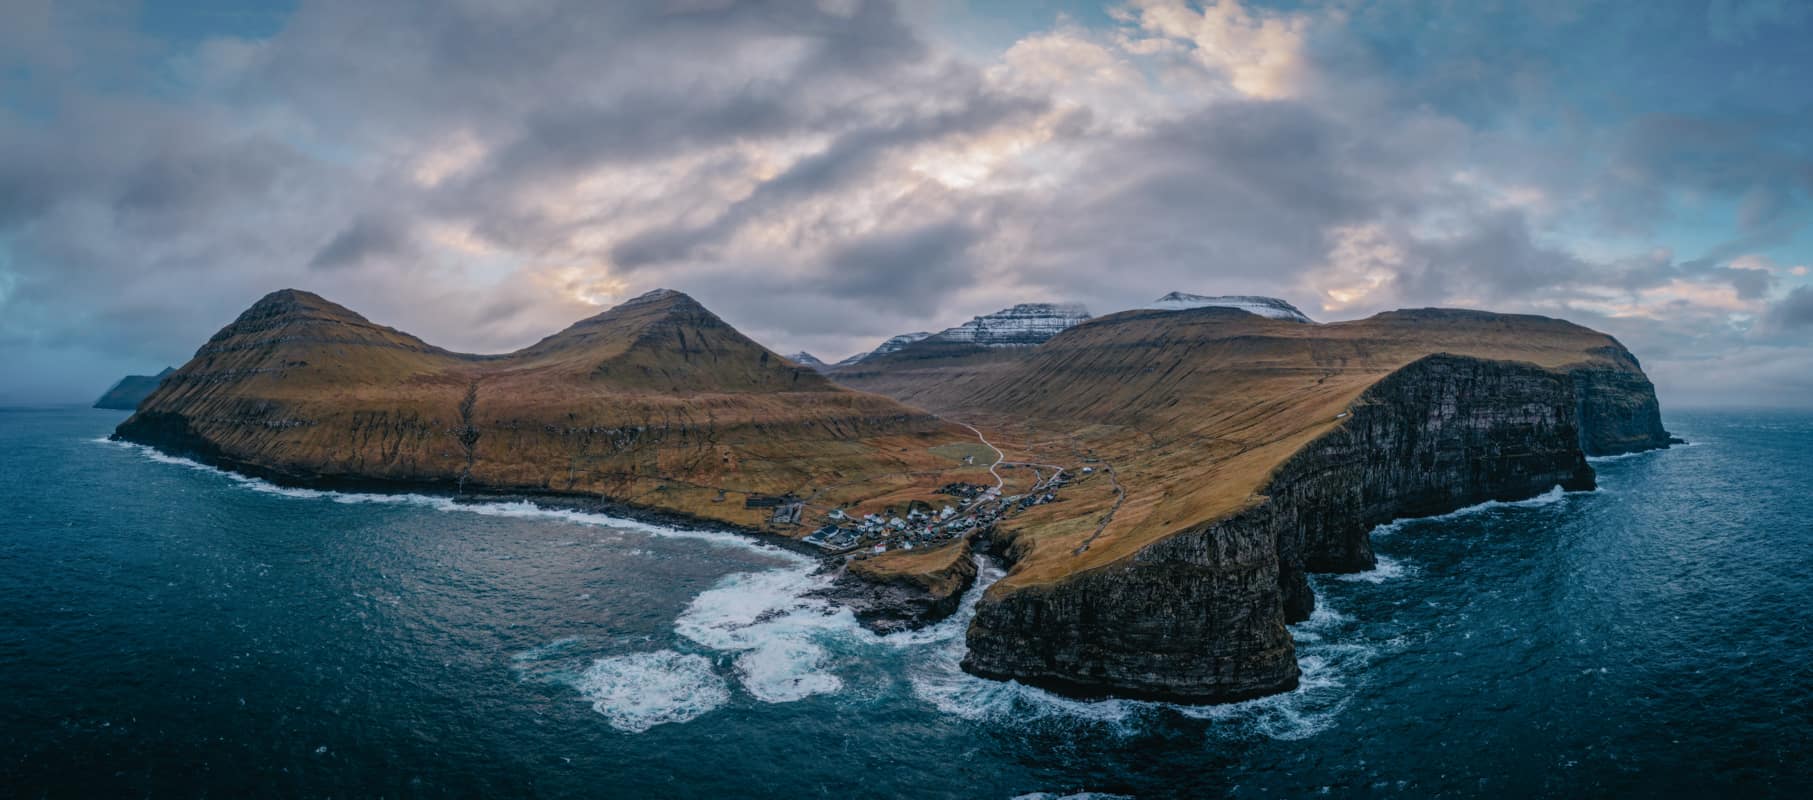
left=110, top=414, right=825, bottom=557
left=811, top=539, right=980, bottom=633
left=112, top=415, right=985, bottom=629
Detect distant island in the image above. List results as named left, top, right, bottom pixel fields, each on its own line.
left=113, top=288, right=1674, bottom=704
left=93, top=367, right=175, bottom=410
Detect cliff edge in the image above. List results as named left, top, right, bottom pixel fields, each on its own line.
left=838, top=304, right=1673, bottom=703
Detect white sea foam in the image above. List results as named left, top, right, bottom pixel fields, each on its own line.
left=1334, top=553, right=1414, bottom=583
left=674, top=566, right=851, bottom=703
left=1370, top=484, right=1583, bottom=538
left=572, top=650, right=730, bottom=733
left=95, top=437, right=803, bottom=560
left=1586, top=441, right=1694, bottom=463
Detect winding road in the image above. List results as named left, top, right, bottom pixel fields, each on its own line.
left=957, top=422, right=1006, bottom=491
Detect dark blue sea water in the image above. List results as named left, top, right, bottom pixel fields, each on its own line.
left=2, top=408, right=1809, bottom=798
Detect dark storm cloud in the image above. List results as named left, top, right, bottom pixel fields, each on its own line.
left=991, top=96, right=1463, bottom=311
left=818, top=221, right=982, bottom=313
left=1384, top=211, right=1592, bottom=304
left=609, top=84, right=1048, bottom=270
left=309, top=216, right=415, bottom=272
left=1603, top=113, right=1813, bottom=235
left=1765, top=286, right=1813, bottom=330
left=3, top=0, right=1813, bottom=406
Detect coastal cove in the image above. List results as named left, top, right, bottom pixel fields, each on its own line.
left=4, top=407, right=1808, bottom=797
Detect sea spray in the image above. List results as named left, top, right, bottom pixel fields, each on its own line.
left=571, top=650, right=730, bottom=733
left=1369, top=484, right=1585, bottom=538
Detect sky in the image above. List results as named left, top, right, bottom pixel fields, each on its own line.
left=2, top=0, right=1811, bottom=407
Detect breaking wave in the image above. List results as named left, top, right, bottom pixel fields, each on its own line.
left=673, top=566, right=852, bottom=703
left=1370, top=484, right=1582, bottom=538
left=1334, top=553, right=1414, bottom=583
left=1587, top=441, right=1693, bottom=463
left=571, top=650, right=730, bottom=733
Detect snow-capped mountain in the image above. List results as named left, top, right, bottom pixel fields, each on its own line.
left=835, top=332, right=933, bottom=367
left=928, top=303, right=1092, bottom=347
left=1145, top=292, right=1314, bottom=323
left=786, top=351, right=828, bottom=370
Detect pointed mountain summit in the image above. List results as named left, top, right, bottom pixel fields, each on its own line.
left=508, top=289, right=833, bottom=392
left=786, top=351, right=829, bottom=370
left=115, top=288, right=972, bottom=529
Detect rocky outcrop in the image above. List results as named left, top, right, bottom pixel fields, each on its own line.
left=93, top=367, right=174, bottom=410
left=817, top=540, right=978, bottom=634
left=962, top=354, right=1602, bottom=703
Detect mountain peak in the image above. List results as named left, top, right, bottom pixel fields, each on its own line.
left=927, top=302, right=1093, bottom=348
left=621, top=287, right=694, bottom=306
left=787, top=351, right=828, bottom=369
left=242, top=288, right=366, bottom=321
left=1146, top=293, right=1314, bottom=323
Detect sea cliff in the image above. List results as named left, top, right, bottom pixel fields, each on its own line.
left=962, top=354, right=1609, bottom=701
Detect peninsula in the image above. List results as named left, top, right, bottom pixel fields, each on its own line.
left=115, top=289, right=1673, bottom=703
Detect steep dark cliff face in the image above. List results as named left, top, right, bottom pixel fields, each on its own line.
left=962, top=354, right=1601, bottom=703
left=1267, top=355, right=1596, bottom=621
left=1569, top=346, right=1676, bottom=456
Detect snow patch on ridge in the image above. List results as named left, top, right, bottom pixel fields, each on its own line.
left=1145, top=292, right=1314, bottom=323
left=929, top=302, right=1092, bottom=347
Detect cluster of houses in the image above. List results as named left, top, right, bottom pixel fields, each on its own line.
left=803, top=500, right=989, bottom=554
left=801, top=466, right=1078, bottom=555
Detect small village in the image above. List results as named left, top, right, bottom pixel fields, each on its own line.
left=794, top=462, right=1085, bottom=557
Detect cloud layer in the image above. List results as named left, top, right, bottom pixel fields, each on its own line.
left=2, top=0, right=1810, bottom=406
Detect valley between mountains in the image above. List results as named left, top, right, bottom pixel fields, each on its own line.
left=112, top=287, right=1675, bottom=704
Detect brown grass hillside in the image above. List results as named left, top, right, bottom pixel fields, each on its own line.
left=120, top=288, right=978, bottom=533
left=837, top=306, right=1650, bottom=589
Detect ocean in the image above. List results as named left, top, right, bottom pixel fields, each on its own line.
left=1, top=407, right=1808, bottom=798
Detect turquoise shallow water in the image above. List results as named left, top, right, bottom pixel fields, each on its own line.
left=1, top=407, right=1808, bottom=798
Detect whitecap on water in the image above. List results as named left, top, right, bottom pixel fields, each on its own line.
left=572, top=650, right=730, bottom=733
left=674, top=566, right=853, bottom=703
left=1334, top=553, right=1414, bottom=583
